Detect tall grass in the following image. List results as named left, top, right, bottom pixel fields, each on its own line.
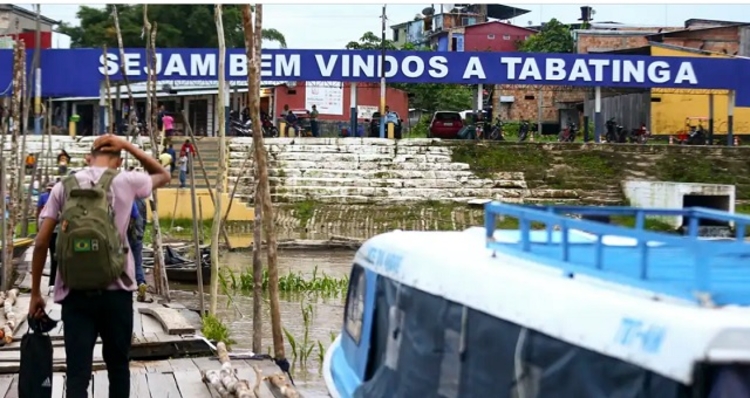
left=219, top=265, right=349, bottom=297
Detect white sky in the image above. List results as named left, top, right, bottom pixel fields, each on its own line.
left=16, top=4, right=750, bottom=49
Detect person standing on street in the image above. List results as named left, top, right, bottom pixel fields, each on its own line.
left=28, top=134, right=171, bottom=398
left=310, top=105, right=320, bottom=138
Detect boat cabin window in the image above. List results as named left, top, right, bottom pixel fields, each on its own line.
left=344, top=264, right=366, bottom=344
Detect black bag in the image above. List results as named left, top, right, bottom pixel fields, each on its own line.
left=19, top=315, right=57, bottom=398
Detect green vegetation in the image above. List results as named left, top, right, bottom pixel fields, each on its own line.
left=293, top=200, right=317, bottom=227
left=450, top=143, right=750, bottom=198
left=450, top=143, right=551, bottom=181
left=201, top=314, right=235, bottom=347
left=59, top=5, right=287, bottom=48
left=653, top=153, right=750, bottom=200
left=284, top=301, right=316, bottom=370
left=518, top=18, right=575, bottom=54
left=220, top=266, right=349, bottom=297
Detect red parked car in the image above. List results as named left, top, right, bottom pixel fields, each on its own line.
left=428, top=111, right=464, bottom=139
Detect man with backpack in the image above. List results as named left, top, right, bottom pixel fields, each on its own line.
left=28, top=134, right=171, bottom=398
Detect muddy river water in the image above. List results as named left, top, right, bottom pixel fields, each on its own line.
left=168, top=247, right=354, bottom=397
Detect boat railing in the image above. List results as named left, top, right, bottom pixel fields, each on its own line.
left=484, top=203, right=750, bottom=305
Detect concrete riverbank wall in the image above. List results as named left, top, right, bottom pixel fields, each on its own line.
left=5, top=136, right=750, bottom=228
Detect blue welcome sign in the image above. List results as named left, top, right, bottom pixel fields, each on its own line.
left=0, top=48, right=748, bottom=100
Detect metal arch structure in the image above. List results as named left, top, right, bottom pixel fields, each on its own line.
left=0, top=47, right=749, bottom=143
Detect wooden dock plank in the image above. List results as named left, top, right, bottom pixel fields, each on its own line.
left=140, top=311, right=164, bottom=336
left=4, top=376, right=17, bottom=398
left=168, top=358, right=200, bottom=373
left=173, top=370, right=213, bottom=397
left=145, top=372, right=181, bottom=398
left=0, top=377, right=12, bottom=398
left=51, top=374, right=64, bottom=398
left=138, top=308, right=194, bottom=335
left=132, top=310, right=144, bottom=339
left=92, top=370, right=108, bottom=398
left=144, top=360, right=173, bottom=374
left=129, top=371, right=151, bottom=398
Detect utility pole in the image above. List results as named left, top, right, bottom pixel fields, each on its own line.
left=33, top=4, right=41, bottom=136
left=379, top=4, right=387, bottom=138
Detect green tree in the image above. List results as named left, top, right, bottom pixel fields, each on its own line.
left=58, top=5, right=287, bottom=48
left=518, top=18, right=575, bottom=53
left=346, top=32, right=473, bottom=114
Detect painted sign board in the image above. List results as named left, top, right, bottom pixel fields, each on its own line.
left=0, top=48, right=748, bottom=104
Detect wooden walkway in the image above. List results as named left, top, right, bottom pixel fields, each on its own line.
left=0, top=357, right=286, bottom=397
left=2, top=249, right=299, bottom=397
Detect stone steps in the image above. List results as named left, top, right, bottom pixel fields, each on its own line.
left=259, top=160, right=471, bottom=172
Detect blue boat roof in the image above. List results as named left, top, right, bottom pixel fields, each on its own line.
left=484, top=203, right=750, bottom=306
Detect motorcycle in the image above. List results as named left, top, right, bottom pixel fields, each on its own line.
left=685, top=125, right=707, bottom=145
left=518, top=120, right=530, bottom=142
left=628, top=123, right=650, bottom=144
left=558, top=122, right=577, bottom=143
left=486, top=116, right=504, bottom=141
left=605, top=118, right=618, bottom=143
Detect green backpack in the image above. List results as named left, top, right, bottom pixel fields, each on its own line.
left=56, top=169, right=128, bottom=290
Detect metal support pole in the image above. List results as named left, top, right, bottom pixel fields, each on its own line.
left=708, top=93, right=714, bottom=145
left=379, top=4, right=387, bottom=139
left=594, top=86, right=602, bottom=143
left=477, top=84, right=484, bottom=114
left=98, top=81, right=106, bottom=135
left=583, top=115, right=590, bottom=142
left=536, top=87, right=542, bottom=140
left=350, top=82, right=358, bottom=137
left=728, top=90, right=735, bottom=146
left=224, top=81, right=230, bottom=141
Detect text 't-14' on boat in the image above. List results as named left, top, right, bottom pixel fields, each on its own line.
left=322, top=203, right=750, bottom=398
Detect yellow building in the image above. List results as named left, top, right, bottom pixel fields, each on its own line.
left=648, top=43, right=748, bottom=135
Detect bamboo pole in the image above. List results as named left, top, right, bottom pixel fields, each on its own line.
left=180, top=111, right=232, bottom=247
left=0, top=99, right=7, bottom=289
left=252, top=168, right=262, bottom=353
left=2, top=288, right=18, bottom=344
left=111, top=6, right=141, bottom=170
left=188, top=152, right=205, bottom=316
left=242, top=3, right=285, bottom=363
left=103, top=45, right=114, bottom=135
left=3, top=42, right=24, bottom=291
left=210, top=4, right=227, bottom=316
left=142, top=9, right=170, bottom=300
left=221, top=146, right=253, bottom=227
left=198, top=198, right=205, bottom=243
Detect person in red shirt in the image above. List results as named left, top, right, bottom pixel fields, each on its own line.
left=180, top=139, right=196, bottom=156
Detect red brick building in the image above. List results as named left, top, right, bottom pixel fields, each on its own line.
left=454, top=21, right=536, bottom=52
left=273, top=82, right=409, bottom=122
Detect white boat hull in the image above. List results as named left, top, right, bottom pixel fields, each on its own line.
left=322, top=334, right=343, bottom=398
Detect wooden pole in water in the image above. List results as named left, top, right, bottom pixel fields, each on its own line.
left=242, top=3, right=286, bottom=362
left=18, top=44, right=29, bottom=238
left=210, top=4, right=227, bottom=317
left=180, top=112, right=233, bottom=248
left=252, top=154, right=262, bottom=353
left=4, top=42, right=24, bottom=291
left=141, top=8, right=170, bottom=300
left=188, top=152, right=205, bottom=316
